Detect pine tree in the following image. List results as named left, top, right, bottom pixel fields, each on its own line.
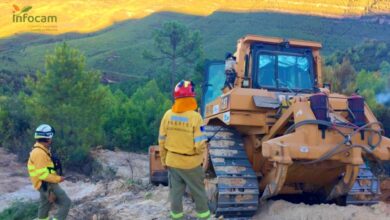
left=143, top=21, right=203, bottom=94
left=24, top=43, right=110, bottom=168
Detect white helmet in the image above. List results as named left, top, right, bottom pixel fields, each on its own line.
left=34, top=124, right=55, bottom=139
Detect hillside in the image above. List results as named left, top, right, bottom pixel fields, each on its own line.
left=1, top=11, right=390, bottom=78
left=1, top=0, right=390, bottom=38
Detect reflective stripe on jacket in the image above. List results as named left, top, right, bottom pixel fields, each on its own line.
left=158, top=109, right=207, bottom=169
left=27, top=142, right=61, bottom=190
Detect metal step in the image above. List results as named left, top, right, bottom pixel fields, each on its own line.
left=210, top=158, right=252, bottom=167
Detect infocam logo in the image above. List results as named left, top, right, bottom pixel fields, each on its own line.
left=12, top=4, right=57, bottom=23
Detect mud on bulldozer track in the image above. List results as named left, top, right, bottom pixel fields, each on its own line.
left=203, top=125, right=259, bottom=218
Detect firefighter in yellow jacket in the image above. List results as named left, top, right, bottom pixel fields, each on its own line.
left=159, top=80, right=210, bottom=220
left=27, top=124, right=71, bottom=220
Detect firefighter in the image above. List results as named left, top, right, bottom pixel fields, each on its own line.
left=224, top=52, right=237, bottom=90
left=158, top=80, right=210, bottom=220
left=27, top=124, right=71, bottom=220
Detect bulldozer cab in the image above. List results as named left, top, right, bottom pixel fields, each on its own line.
left=203, top=36, right=321, bottom=103
left=201, top=35, right=323, bottom=117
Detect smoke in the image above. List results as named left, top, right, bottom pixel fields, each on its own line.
left=376, top=92, right=390, bottom=105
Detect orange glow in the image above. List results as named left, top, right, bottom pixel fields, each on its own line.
left=1, top=0, right=389, bottom=39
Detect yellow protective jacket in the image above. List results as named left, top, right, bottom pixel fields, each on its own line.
left=158, top=109, right=207, bottom=169
left=27, top=142, right=61, bottom=190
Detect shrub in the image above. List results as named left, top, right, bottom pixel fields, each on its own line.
left=0, top=200, right=38, bottom=220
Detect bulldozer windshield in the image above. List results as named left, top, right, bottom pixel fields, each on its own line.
left=252, top=45, right=315, bottom=92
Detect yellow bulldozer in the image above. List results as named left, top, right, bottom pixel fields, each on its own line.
left=149, top=35, right=390, bottom=218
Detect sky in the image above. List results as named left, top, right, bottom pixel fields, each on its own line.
left=0, top=0, right=388, bottom=38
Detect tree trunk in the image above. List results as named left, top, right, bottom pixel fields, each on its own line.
left=171, top=47, right=177, bottom=101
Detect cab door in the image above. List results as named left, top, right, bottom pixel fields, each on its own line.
left=201, top=61, right=225, bottom=117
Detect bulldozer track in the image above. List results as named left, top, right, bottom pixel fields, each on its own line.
left=346, top=163, right=381, bottom=205
left=204, top=125, right=259, bottom=218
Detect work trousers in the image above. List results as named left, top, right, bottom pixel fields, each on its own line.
left=168, top=166, right=210, bottom=219
left=38, top=183, right=71, bottom=220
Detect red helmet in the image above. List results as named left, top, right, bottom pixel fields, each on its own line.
left=174, top=80, right=196, bottom=99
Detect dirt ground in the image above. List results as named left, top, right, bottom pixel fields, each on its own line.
left=1, top=147, right=389, bottom=220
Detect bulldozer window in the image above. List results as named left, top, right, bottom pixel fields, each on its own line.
left=255, top=53, right=314, bottom=91
left=258, top=54, right=276, bottom=87
left=202, top=62, right=225, bottom=116
left=278, top=55, right=312, bottom=90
